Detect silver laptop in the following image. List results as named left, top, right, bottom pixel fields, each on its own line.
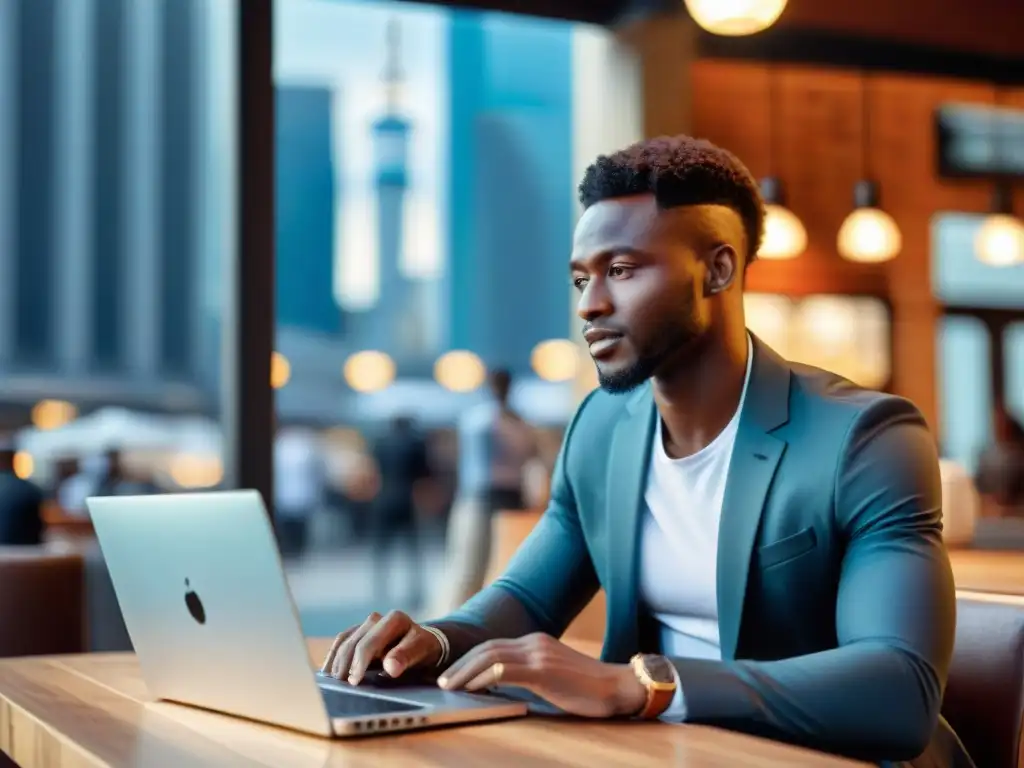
left=86, top=489, right=527, bottom=737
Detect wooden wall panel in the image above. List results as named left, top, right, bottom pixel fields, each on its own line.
left=691, top=60, right=1010, bottom=430
left=692, top=61, right=770, bottom=173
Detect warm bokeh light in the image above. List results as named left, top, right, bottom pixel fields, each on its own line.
left=530, top=339, right=580, bottom=382
left=759, top=204, right=807, bottom=260
left=974, top=213, right=1024, bottom=267
left=796, top=296, right=858, bottom=349
left=434, top=350, right=486, bottom=393
left=30, top=399, right=77, bottom=431
left=743, top=294, right=794, bottom=359
left=938, top=459, right=979, bottom=547
left=343, top=350, right=396, bottom=393
left=746, top=293, right=891, bottom=390
left=169, top=454, right=223, bottom=489
left=837, top=207, right=902, bottom=263
left=270, top=352, right=291, bottom=389
left=12, top=451, right=34, bottom=480
left=683, top=0, right=788, bottom=36
left=791, top=295, right=891, bottom=389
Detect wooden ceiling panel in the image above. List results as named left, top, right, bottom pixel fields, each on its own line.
left=774, top=67, right=863, bottom=267
left=776, top=0, right=1024, bottom=61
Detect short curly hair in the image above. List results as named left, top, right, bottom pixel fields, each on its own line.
left=578, top=135, right=765, bottom=265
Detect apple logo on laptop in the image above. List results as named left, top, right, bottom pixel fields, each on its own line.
left=184, top=579, right=206, bottom=625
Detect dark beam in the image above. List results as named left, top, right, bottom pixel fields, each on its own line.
left=397, top=0, right=666, bottom=26
left=698, top=27, right=1024, bottom=85
left=222, top=0, right=275, bottom=514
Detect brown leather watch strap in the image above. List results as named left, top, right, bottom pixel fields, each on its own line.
left=637, top=682, right=675, bottom=719
left=631, top=654, right=677, bottom=720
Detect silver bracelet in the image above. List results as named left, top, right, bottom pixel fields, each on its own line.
left=421, top=625, right=450, bottom=668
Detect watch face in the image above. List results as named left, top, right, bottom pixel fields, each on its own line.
left=642, top=654, right=676, bottom=685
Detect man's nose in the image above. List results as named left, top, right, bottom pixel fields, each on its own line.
left=576, top=280, right=612, bottom=322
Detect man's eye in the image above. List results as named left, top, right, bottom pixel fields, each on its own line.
left=572, top=277, right=588, bottom=290
left=609, top=265, right=632, bottom=278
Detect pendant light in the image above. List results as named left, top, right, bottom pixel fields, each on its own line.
left=974, top=94, right=1024, bottom=267
left=758, top=68, right=806, bottom=260
left=837, top=75, right=902, bottom=263
left=975, top=184, right=1024, bottom=267
left=683, top=0, right=789, bottom=36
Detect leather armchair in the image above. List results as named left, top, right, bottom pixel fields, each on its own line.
left=0, top=547, right=86, bottom=658
left=944, top=590, right=1024, bottom=768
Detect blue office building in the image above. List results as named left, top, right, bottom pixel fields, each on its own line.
left=446, top=12, right=575, bottom=373
left=276, top=85, right=340, bottom=336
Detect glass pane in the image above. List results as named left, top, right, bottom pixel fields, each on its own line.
left=1, top=0, right=235, bottom=643
left=273, top=0, right=625, bottom=629
left=937, top=316, right=992, bottom=473
left=932, top=212, right=1024, bottom=308
left=1007, top=323, right=1024, bottom=423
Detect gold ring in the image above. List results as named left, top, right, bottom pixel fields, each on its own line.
left=492, top=662, right=504, bottom=684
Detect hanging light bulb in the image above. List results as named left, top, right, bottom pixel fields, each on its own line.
left=683, top=0, right=789, bottom=36
left=758, top=177, right=806, bottom=260
left=837, top=180, right=902, bottom=263
left=975, top=185, right=1024, bottom=267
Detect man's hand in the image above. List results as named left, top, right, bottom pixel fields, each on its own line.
left=437, top=633, right=647, bottom=719
left=320, top=611, right=443, bottom=684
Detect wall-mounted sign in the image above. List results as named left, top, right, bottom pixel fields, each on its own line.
left=935, top=103, right=1024, bottom=180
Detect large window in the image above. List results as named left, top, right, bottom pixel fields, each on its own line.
left=932, top=213, right=1024, bottom=470
left=269, top=0, right=631, bottom=630
left=272, top=0, right=596, bottom=425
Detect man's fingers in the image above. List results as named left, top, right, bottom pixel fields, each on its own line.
left=329, top=613, right=381, bottom=679
left=438, top=640, right=525, bottom=691
left=463, top=659, right=533, bottom=692
left=349, top=611, right=412, bottom=684
left=320, top=626, right=356, bottom=674
left=382, top=628, right=437, bottom=678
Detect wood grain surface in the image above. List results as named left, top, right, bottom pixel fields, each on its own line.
left=0, top=638, right=867, bottom=767
left=950, top=549, right=1024, bottom=596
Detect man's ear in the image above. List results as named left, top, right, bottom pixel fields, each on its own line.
left=703, top=244, right=739, bottom=297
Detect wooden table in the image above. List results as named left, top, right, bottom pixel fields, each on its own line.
left=950, top=548, right=1024, bottom=595
left=0, top=638, right=867, bottom=767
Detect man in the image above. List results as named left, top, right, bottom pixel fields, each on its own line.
left=322, top=136, right=970, bottom=767
left=368, top=415, right=432, bottom=607
left=0, top=441, right=43, bottom=546
left=274, top=430, right=325, bottom=559
left=433, top=368, right=538, bottom=613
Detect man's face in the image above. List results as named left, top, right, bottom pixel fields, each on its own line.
left=570, top=195, right=729, bottom=394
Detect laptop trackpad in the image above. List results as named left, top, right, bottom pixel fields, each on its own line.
left=489, top=685, right=567, bottom=717
left=319, top=686, right=425, bottom=718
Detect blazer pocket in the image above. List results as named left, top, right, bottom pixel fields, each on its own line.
left=758, top=526, right=818, bottom=570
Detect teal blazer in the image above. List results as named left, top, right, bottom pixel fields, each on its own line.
left=433, top=337, right=972, bottom=767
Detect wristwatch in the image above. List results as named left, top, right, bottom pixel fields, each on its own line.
left=629, top=653, right=677, bottom=719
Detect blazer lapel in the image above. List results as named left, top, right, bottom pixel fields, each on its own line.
left=716, top=337, right=791, bottom=660
left=602, top=385, right=657, bottom=663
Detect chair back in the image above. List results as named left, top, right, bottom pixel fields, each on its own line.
left=0, top=547, right=85, bottom=657
left=944, top=591, right=1024, bottom=768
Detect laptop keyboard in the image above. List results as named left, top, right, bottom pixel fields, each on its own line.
left=319, top=685, right=425, bottom=718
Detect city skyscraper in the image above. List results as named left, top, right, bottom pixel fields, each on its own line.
left=367, top=19, right=414, bottom=358
left=446, top=13, right=575, bottom=373
left=0, top=0, right=208, bottom=411
left=276, top=85, right=340, bottom=336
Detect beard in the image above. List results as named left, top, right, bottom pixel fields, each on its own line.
left=595, top=305, right=705, bottom=394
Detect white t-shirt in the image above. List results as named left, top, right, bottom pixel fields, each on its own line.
left=639, top=335, right=753, bottom=667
